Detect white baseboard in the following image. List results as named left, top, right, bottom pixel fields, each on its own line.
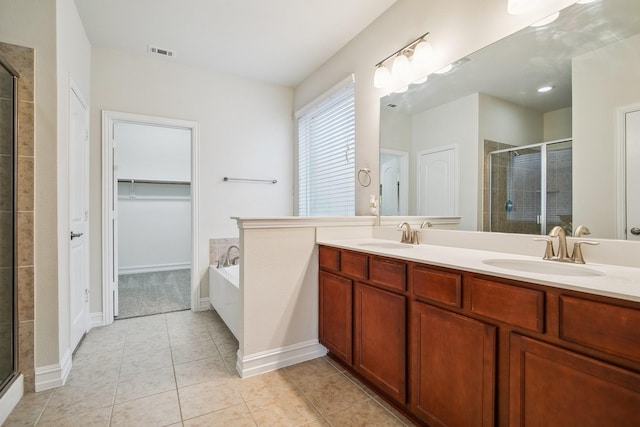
left=237, top=340, right=327, bottom=378
left=35, top=348, right=72, bottom=392
left=198, top=297, right=210, bottom=311
left=90, top=312, right=104, bottom=328
left=118, top=263, right=190, bottom=275
left=0, top=374, right=23, bottom=425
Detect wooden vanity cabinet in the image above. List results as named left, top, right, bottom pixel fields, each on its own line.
left=318, top=245, right=640, bottom=426
left=411, top=302, right=496, bottom=427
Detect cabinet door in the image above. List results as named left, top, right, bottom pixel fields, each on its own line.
left=354, top=282, right=406, bottom=403
left=509, top=334, right=640, bottom=427
left=319, top=272, right=352, bottom=364
left=411, top=302, right=496, bottom=427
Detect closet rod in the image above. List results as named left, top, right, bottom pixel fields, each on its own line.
left=223, top=177, right=277, bottom=184
left=117, top=178, right=190, bottom=185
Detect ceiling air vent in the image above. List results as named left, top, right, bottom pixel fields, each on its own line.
left=148, top=45, right=175, bottom=58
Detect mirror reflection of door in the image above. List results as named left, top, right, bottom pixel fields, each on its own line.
left=380, top=149, right=409, bottom=215
left=417, top=146, right=457, bottom=216
left=114, top=122, right=192, bottom=318
left=627, top=109, right=640, bottom=241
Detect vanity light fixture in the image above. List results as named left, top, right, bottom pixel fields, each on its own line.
left=373, top=32, right=432, bottom=89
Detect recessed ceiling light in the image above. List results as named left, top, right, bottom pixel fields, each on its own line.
left=531, top=11, right=560, bottom=27
left=434, top=64, right=453, bottom=74
left=576, top=0, right=597, bottom=4
left=537, top=85, right=553, bottom=93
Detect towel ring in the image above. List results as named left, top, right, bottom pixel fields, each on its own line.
left=357, top=168, right=372, bottom=187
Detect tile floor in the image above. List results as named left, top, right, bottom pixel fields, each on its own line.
left=4, top=310, right=414, bottom=426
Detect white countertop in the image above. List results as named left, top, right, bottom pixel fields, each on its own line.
left=317, top=238, right=640, bottom=303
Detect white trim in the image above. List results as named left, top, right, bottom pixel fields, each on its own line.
left=233, top=216, right=376, bottom=230
left=416, top=145, right=459, bottom=216
left=0, top=374, right=23, bottom=425
left=236, top=340, right=327, bottom=378
left=118, top=263, right=190, bottom=275
left=90, top=312, right=104, bottom=328
left=615, top=102, right=640, bottom=239
left=35, top=349, right=72, bottom=392
left=198, top=297, right=210, bottom=311
left=102, top=111, right=200, bottom=324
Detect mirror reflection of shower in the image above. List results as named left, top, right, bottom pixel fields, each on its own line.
left=488, top=139, right=572, bottom=235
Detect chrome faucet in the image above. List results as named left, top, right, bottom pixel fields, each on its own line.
left=535, top=225, right=599, bottom=264
left=398, top=222, right=413, bottom=244
left=548, top=226, right=572, bottom=262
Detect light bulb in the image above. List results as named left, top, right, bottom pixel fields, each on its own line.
left=413, top=75, right=428, bottom=85
left=412, top=40, right=433, bottom=68
left=392, top=53, right=411, bottom=82
left=374, top=65, right=391, bottom=88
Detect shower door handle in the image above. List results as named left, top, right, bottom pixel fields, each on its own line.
left=70, top=231, right=83, bottom=240
left=631, top=227, right=640, bottom=236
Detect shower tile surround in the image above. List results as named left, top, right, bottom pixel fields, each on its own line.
left=0, top=42, right=35, bottom=392
left=210, top=238, right=240, bottom=266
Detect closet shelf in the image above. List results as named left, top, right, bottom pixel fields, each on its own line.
left=117, top=178, right=190, bottom=185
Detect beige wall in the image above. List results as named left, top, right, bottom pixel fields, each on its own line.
left=0, top=0, right=59, bottom=377
left=573, top=34, right=640, bottom=238
left=294, top=0, right=576, bottom=215
left=89, top=48, right=294, bottom=313
left=544, top=107, right=572, bottom=142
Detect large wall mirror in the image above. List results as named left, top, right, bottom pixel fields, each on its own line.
left=379, top=0, right=640, bottom=239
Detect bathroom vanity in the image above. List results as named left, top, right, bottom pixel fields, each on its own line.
left=318, top=240, right=640, bottom=427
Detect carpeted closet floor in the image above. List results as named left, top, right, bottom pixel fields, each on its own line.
left=117, top=269, right=191, bottom=319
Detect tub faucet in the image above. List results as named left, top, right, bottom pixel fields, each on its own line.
left=224, top=245, right=240, bottom=267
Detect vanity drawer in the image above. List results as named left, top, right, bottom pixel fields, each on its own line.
left=470, top=278, right=544, bottom=332
left=342, top=250, right=369, bottom=280
left=369, top=257, right=406, bottom=292
left=319, top=246, right=340, bottom=272
left=560, top=296, right=640, bottom=364
left=413, top=266, right=461, bottom=307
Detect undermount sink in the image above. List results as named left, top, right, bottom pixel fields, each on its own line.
left=358, top=242, right=413, bottom=250
left=482, top=259, right=604, bottom=277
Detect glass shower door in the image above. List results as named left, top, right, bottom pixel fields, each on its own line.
left=489, top=139, right=572, bottom=235
left=0, top=57, right=17, bottom=395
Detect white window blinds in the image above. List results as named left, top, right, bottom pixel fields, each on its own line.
left=296, top=78, right=355, bottom=216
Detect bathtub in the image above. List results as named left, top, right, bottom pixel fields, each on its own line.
left=209, top=264, right=239, bottom=339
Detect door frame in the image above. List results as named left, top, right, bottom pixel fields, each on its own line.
left=68, top=79, right=90, bottom=347
left=101, top=110, right=200, bottom=325
left=615, top=102, right=640, bottom=239
left=380, top=148, right=409, bottom=216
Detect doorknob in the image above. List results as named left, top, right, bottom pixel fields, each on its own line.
left=631, top=227, right=640, bottom=236
left=70, top=231, right=83, bottom=240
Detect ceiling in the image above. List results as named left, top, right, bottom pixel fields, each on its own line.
left=74, top=0, right=397, bottom=87
left=384, top=0, right=640, bottom=115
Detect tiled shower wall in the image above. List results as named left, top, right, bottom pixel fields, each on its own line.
left=0, top=42, right=35, bottom=391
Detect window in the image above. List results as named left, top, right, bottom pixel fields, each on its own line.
left=296, top=76, right=355, bottom=216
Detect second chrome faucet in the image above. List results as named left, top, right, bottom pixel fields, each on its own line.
left=535, top=225, right=599, bottom=264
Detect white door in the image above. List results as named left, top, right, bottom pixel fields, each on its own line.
left=380, top=149, right=408, bottom=215
left=626, top=110, right=640, bottom=241
left=417, top=146, right=457, bottom=216
left=69, top=84, right=90, bottom=350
